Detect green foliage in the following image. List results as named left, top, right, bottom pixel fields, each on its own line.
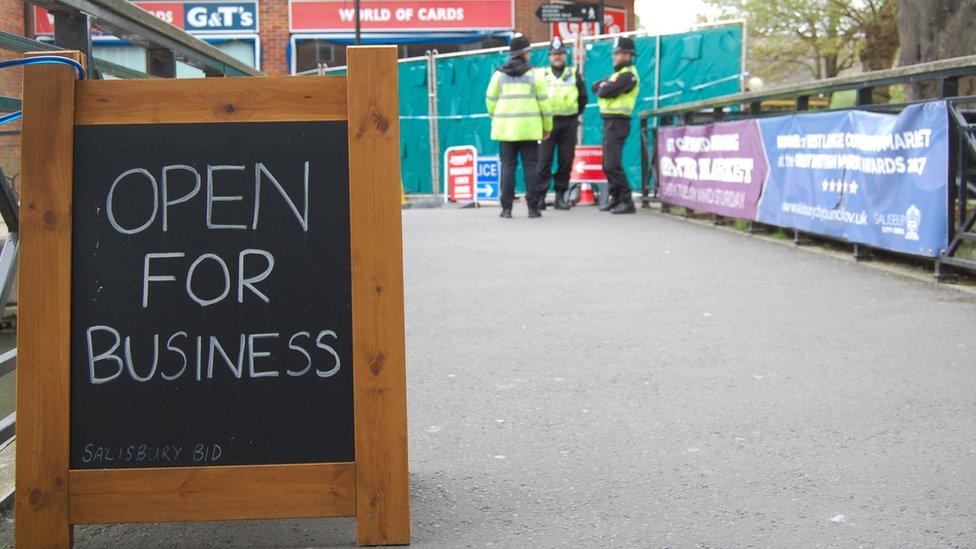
left=830, top=89, right=856, bottom=108
left=702, top=0, right=893, bottom=83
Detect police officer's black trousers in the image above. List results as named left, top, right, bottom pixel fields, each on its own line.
left=499, top=140, right=540, bottom=210
left=537, top=115, right=578, bottom=199
left=602, top=116, right=632, bottom=203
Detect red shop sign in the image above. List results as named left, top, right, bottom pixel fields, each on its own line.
left=34, top=1, right=257, bottom=35
left=35, top=4, right=184, bottom=35
left=551, top=6, right=627, bottom=41
left=289, top=0, right=513, bottom=32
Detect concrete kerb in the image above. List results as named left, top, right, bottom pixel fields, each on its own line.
left=644, top=203, right=976, bottom=298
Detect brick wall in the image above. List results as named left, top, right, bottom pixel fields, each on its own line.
left=0, top=3, right=25, bottom=185
left=261, top=0, right=291, bottom=75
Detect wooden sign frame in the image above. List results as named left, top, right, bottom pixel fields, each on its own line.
left=15, top=47, right=409, bottom=547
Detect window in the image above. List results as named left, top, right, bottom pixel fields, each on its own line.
left=296, top=40, right=339, bottom=72
left=91, top=38, right=258, bottom=78
left=178, top=39, right=259, bottom=77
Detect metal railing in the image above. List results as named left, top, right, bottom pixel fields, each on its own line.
left=0, top=167, right=18, bottom=448
left=23, top=0, right=261, bottom=78
left=636, top=55, right=976, bottom=277
left=938, top=101, right=976, bottom=279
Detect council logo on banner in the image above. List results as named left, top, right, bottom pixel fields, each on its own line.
left=905, top=205, right=921, bottom=241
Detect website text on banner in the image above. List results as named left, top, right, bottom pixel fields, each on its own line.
left=657, top=101, right=950, bottom=257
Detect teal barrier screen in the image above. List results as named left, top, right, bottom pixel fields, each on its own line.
left=398, top=24, right=743, bottom=194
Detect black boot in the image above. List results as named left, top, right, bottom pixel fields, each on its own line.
left=553, top=192, right=571, bottom=210
left=528, top=208, right=542, bottom=218
left=500, top=208, right=512, bottom=218
left=538, top=199, right=547, bottom=211
left=610, top=200, right=636, bottom=214
left=599, top=196, right=620, bottom=212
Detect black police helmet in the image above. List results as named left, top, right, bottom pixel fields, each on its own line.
left=549, top=37, right=566, bottom=54
left=510, top=35, right=531, bottom=58
left=613, top=36, right=637, bottom=55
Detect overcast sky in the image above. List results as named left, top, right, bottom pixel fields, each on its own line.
left=635, top=0, right=719, bottom=35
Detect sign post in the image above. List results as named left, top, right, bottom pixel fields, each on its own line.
left=16, top=46, right=409, bottom=547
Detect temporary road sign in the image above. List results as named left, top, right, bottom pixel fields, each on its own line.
left=476, top=156, right=500, bottom=200
left=444, top=145, right=477, bottom=202
left=570, top=145, right=606, bottom=182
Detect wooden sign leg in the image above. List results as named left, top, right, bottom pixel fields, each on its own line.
left=16, top=50, right=85, bottom=548
left=346, top=46, right=411, bottom=546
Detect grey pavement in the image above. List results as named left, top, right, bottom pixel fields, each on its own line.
left=4, top=204, right=976, bottom=547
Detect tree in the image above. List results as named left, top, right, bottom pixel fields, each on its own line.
left=702, top=0, right=897, bottom=85
left=898, top=0, right=976, bottom=99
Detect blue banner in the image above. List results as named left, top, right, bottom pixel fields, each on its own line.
left=755, top=101, right=949, bottom=257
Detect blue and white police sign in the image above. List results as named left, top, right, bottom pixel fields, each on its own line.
left=476, top=156, right=500, bottom=200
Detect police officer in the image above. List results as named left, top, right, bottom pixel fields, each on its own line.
left=486, top=35, right=552, bottom=219
left=535, top=37, right=587, bottom=211
left=592, top=36, right=639, bottom=214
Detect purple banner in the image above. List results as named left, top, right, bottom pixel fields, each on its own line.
left=657, top=120, right=769, bottom=219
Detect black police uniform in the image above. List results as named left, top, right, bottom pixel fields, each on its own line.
left=536, top=40, right=588, bottom=210
left=592, top=37, right=638, bottom=214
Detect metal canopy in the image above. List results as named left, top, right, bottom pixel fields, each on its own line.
left=29, top=0, right=262, bottom=77
left=641, top=54, right=976, bottom=119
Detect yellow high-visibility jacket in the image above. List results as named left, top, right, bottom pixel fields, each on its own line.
left=540, top=66, right=580, bottom=117
left=486, top=61, right=552, bottom=142
left=597, top=65, right=640, bottom=117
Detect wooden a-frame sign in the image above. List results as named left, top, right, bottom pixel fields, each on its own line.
left=16, top=47, right=410, bottom=546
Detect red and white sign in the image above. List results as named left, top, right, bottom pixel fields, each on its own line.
left=570, top=145, right=606, bottom=182
left=34, top=5, right=180, bottom=35
left=551, top=7, right=627, bottom=41
left=444, top=146, right=478, bottom=202
left=34, top=1, right=258, bottom=35
left=289, top=0, right=513, bottom=32
left=33, top=7, right=55, bottom=35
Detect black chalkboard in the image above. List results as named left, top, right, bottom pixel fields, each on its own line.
left=69, top=121, right=354, bottom=469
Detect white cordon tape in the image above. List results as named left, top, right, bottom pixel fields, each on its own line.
left=398, top=73, right=744, bottom=120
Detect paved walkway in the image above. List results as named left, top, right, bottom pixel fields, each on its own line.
left=5, top=205, right=976, bottom=547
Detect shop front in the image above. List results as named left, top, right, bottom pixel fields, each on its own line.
left=33, top=1, right=261, bottom=76
left=27, top=0, right=632, bottom=77
left=288, top=0, right=514, bottom=72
